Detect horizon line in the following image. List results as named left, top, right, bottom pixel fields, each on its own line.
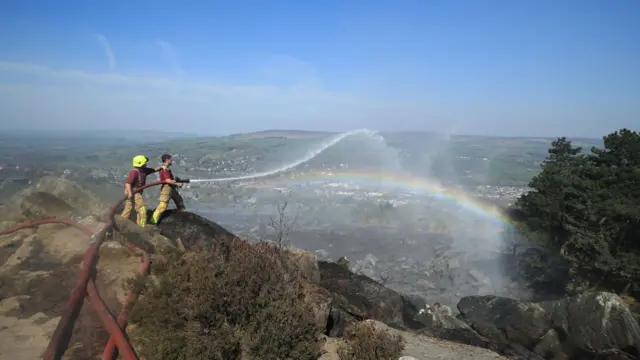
left=0, top=127, right=604, bottom=141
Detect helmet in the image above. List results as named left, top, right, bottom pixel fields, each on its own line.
left=132, top=155, right=149, bottom=167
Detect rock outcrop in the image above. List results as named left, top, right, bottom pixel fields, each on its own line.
left=318, top=260, right=410, bottom=335
left=317, top=259, right=493, bottom=350
left=316, top=254, right=640, bottom=359
left=415, top=302, right=492, bottom=349
left=19, top=191, right=76, bottom=220
left=149, top=209, right=238, bottom=251
left=1, top=176, right=108, bottom=222
left=458, top=293, right=640, bottom=359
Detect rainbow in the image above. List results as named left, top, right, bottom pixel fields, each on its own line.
left=264, top=170, right=513, bottom=228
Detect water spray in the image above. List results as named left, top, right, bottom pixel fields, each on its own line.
left=190, top=128, right=378, bottom=183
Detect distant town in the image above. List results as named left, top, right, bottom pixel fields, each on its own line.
left=0, top=151, right=530, bottom=210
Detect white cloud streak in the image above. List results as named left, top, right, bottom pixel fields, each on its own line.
left=94, top=34, right=116, bottom=70
left=0, top=60, right=420, bottom=133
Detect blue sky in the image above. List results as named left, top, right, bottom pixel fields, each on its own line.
left=0, top=0, right=638, bottom=137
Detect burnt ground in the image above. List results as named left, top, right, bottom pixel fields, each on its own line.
left=1, top=234, right=124, bottom=360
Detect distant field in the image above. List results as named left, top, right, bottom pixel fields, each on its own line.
left=0, top=130, right=603, bottom=187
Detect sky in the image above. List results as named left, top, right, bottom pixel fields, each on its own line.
left=0, top=0, right=638, bottom=137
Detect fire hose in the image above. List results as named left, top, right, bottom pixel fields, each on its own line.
left=0, top=180, right=172, bottom=360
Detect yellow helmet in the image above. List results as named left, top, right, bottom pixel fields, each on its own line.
left=132, top=155, right=149, bottom=167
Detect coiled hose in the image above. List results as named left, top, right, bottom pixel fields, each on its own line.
left=0, top=181, right=169, bottom=360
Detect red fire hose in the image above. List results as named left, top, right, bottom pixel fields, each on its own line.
left=0, top=181, right=168, bottom=360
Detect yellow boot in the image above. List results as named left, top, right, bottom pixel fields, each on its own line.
left=151, top=202, right=168, bottom=224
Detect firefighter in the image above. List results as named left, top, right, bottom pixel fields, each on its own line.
left=121, top=155, right=161, bottom=227
left=150, top=154, right=186, bottom=225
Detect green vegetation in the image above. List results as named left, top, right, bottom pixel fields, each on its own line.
left=337, top=321, right=405, bottom=360
left=128, top=241, right=322, bottom=360
left=509, top=128, right=640, bottom=295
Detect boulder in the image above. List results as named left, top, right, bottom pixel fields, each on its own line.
left=317, top=336, right=341, bottom=360
left=316, top=259, right=491, bottom=346
left=541, top=292, right=640, bottom=359
left=150, top=209, right=238, bottom=251
left=34, top=176, right=107, bottom=215
left=3, top=176, right=108, bottom=222
left=301, top=282, right=332, bottom=330
left=285, top=247, right=321, bottom=284
left=317, top=258, right=495, bottom=349
left=415, top=302, right=492, bottom=349
left=457, top=292, right=640, bottom=359
left=404, top=294, right=428, bottom=312
left=38, top=216, right=104, bottom=264
left=19, top=192, right=75, bottom=220
left=326, top=303, right=361, bottom=337
left=1, top=234, right=39, bottom=270
left=458, top=295, right=551, bottom=349
left=0, top=227, right=35, bottom=269
left=318, top=260, right=406, bottom=330
left=112, top=216, right=175, bottom=253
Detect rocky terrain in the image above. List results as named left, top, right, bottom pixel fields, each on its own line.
left=0, top=177, right=639, bottom=359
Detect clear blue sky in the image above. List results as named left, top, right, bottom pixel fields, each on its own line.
left=0, top=0, right=638, bottom=137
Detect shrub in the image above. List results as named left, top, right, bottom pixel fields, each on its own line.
left=128, top=240, right=321, bottom=360
left=338, top=320, right=405, bottom=360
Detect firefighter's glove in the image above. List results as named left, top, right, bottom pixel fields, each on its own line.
left=176, top=183, right=184, bottom=188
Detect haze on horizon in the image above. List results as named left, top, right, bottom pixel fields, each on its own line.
left=0, top=0, right=638, bottom=138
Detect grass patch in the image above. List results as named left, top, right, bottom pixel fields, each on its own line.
left=338, top=321, right=405, bottom=360
left=128, top=241, right=322, bottom=360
